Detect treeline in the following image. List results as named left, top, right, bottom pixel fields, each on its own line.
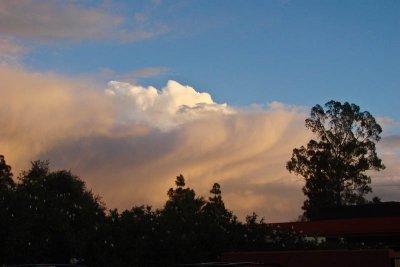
left=0, top=156, right=318, bottom=266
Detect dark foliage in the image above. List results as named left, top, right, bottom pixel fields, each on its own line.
left=1, top=156, right=351, bottom=266
left=287, top=100, right=385, bottom=220
left=1, top=159, right=105, bottom=265
left=0, top=155, right=16, bottom=265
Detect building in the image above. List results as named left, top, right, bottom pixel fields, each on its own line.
left=222, top=202, right=400, bottom=267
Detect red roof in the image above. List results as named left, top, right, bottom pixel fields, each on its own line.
left=272, top=216, right=400, bottom=237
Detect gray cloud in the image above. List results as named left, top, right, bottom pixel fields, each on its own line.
left=373, top=134, right=400, bottom=201
left=0, top=0, right=167, bottom=42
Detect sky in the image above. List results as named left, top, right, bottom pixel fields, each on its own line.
left=1, top=0, right=400, bottom=222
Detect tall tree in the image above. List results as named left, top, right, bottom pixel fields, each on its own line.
left=164, top=174, right=205, bottom=217
left=287, top=100, right=385, bottom=220
left=203, top=183, right=236, bottom=229
left=162, top=174, right=206, bottom=264
left=201, top=183, right=237, bottom=258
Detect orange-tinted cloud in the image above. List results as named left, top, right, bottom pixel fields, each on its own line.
left=1, top=68, right=398, bottom=222
left=0, top=66, right=115, bottom=171
left=38, top=106, right=311, bottom=222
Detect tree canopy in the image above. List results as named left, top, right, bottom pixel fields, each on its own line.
left=1, top=153, right=390, bottom=266
left=287, top=100, right=385, bottom=220
left=3, top=160, right=106, bottom=264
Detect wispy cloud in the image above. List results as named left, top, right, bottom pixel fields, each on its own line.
left=99, top=67, right=170, bottom=83
left=126, top=67, right=170, bottom=79
left=0, top=0, right=168, bottom=42
left=0, top=38, right=28, bottom=65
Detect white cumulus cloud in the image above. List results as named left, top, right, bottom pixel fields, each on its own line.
left=105, top=80, right=234, bottom=129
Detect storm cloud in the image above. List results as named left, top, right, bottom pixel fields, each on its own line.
left=1, top=66, right=398, bottom=222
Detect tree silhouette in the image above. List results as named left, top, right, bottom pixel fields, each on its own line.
left=7, top=160, right=106, bottom=265
left=162, top=174, right=206, bottom=263
left=201, top=183, right=237, bottom=259
left=0, top=155, right=14, bottom=190
left=287, top=100, right=385, bottom=220
left=0, top=156, right=337, bottom=266
left=165, top=174, right=205, bottom=217
left=0, top=155, right=16, bottom=264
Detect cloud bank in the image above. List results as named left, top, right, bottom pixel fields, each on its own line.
left=1, top=66, right=399, bottom=222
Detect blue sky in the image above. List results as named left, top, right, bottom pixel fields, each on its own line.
left=1, top=0, right=400, bottom=221
left=21, top=0, right=400, bottom=118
